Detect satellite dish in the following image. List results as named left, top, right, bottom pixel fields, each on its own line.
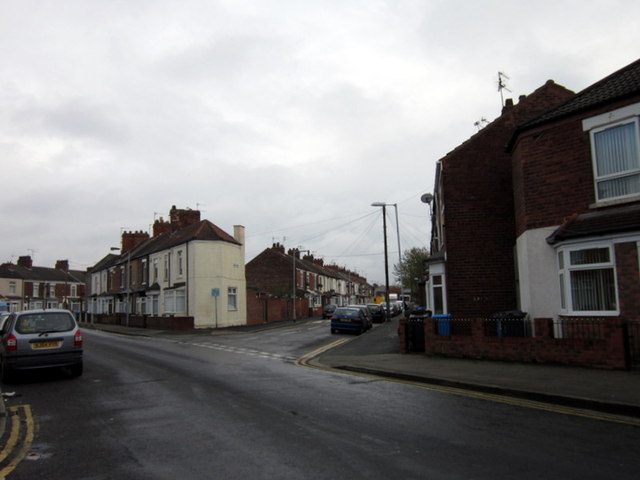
left=421, top=193, right=434, bottom=204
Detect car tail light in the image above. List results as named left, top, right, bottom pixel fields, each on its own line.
left=74, top=330, right=83, bottom=346
left=6, top=333, right=17, bottom=351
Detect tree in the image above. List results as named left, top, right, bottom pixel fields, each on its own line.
left=393, top=247, right=429, bottom=299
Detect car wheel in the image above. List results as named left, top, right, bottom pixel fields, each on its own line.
left=1, top=359, right=15, bottom=384
left=69, top=362, right=83, bottom=377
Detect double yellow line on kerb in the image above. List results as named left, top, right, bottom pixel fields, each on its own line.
left=0, top=405, right=36, bottom=478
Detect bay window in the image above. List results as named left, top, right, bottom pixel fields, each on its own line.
left=558, top=244, right=618, bottom=314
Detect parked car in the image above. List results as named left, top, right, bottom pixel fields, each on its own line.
left=366, top=303, right=385, bottom=323
left=379, top=302, right=399, bottom=318
left=322, top=304, right=337, bottom=319
left=0, top=309, right=83, bottom=383
left=347, top=305, right=372, bottom=330
left=330, top=307, right=369, bottom=335
left=0, top=312, right=10, bottom=330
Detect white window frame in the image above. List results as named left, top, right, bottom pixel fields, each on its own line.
left=557, top=242, right=619, bottom=316
left=584, top=103, right=640, bottom=204
left=227, top=287, right=238, bottom=311
left=164, top=254, right=169, bottom=282
left=163, top=288, right=185, bottom=314
left=141, top=259, right=148, bottom=285
left=177, top=250, right=184, bottom=277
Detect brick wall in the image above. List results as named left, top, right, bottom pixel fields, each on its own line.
left=246, top=291, right=309, bottom=325
left=399, top=317, right=630, bottom=369
left=512, top=94, right=640, bottom=236
left=246, top=245, right=294, bottom=296
left=441, top=83, right=574, bottom=317
left=616, top=242, right=640, bottom=321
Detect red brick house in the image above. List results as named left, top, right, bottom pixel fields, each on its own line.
left=425, top=80, right=575, bottom=317
left=510, top=59, right=640, bottom=323
left=420, top=58, right=640, bottom=368
left=246, top=243, right=373, bottom=323
left=0, top=256, right=86, bottom=314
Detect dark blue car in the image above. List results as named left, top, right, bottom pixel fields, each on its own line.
left=330, top=307, right=368, bottom=335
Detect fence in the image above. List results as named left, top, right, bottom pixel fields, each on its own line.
left=399, top=316, right=635, bottom=370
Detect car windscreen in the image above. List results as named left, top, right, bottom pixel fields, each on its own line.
left=15, top=312, right=75, bottom=334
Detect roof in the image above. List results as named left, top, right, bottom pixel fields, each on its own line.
left=97, top=220, right=241, bottom=269
left=0, top=264, right=85, bottom=283
left=522, top=58, right=640, bottom=130
left=546, top=204, right=640, bottom=244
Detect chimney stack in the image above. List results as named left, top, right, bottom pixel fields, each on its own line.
left=55, top=260, right=69, bottom=272
left=169, top=205, right=201, bottom=230
left=122, top=230, right=150, bottom=253
left=17, top=255, right=33, bottom=268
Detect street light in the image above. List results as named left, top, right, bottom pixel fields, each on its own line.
left=371, top=203, right=391, bottom=322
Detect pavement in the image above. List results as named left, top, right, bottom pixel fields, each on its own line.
left=2, top=316, right=639, bottom=436
left=313, top=317, right=640, bottom=422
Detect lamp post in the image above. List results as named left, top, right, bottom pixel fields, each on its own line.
left=371, top=203, right=391, bottom=321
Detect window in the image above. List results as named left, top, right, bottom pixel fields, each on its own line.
left=136, top=297, right=147, bottom=315
left=141, top=259, right=148, bottom=285
left=164, top=289, right=185, bottom=314
left=164, top=254, right=169, bottom=281
left=558, top=245, right=618, bottom=314
left=432, top=275, right=444, bottom=315
left=228, top=287, right=238, bottom=311
left=177, top=250, right=184, bottom=276
left=150, top=294, right=159, bottom=315
left=585, top=104, right=640, bottom=202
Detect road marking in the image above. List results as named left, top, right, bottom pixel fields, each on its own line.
left=297, top=346, right=640, bottom=428
left=295, top=338, right=352, bottom=368
left=189, top=341, right=298, bottom=362
left=0, top=405, right=36, bottom=478
left=403, top=380, right=640, bottom=427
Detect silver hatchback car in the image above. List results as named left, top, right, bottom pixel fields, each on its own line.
left=0, top=309, right=83, bottom=383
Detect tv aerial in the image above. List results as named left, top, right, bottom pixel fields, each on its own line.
left=474, top=117, right=489, bottom=131
left=497, top=71, right=511, bottom=107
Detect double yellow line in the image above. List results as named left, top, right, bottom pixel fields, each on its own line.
left=0, top=405, right=36, bottom=478
left=297, top=341, right=640, bottom=427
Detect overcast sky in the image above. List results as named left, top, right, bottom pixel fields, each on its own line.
left=1, top=0, right=639, bottom=285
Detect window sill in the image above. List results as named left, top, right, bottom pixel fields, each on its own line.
left=590, top=194, right=640, bottom=209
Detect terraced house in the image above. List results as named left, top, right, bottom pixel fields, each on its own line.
left=422, top=58, right=640, bottom=368
left=88, top=206, right=247, bottom=329
left=0, top=257, right=86, bottom=314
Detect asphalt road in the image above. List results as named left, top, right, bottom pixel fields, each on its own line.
left=2, top=320, right=639, bottom=479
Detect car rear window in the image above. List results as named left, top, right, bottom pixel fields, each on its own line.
left=15, top=312, right=75, bottom=334
left=334, top=308, right=360, bottom=318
